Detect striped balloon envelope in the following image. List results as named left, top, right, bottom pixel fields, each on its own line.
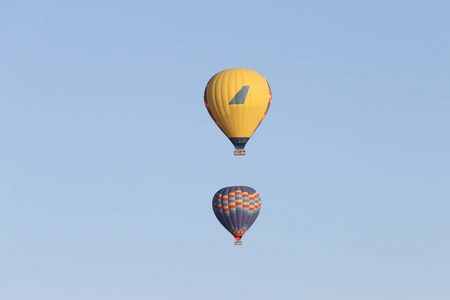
left=204, top=68, right=271, bottom=155
left=212, top=186, right=262, bottom=245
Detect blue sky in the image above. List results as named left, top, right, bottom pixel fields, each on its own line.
left=1, top=1, right=449, bottom=299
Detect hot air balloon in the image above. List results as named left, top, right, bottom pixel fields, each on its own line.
left=212, top=186, right=262, bottom=245
left=204, top=68, right=271, bottom=155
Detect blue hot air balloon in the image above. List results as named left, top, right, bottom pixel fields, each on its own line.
left=212, top=186, right=262, bottom=245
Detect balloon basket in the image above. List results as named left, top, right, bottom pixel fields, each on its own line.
left=234, top=241, right=243, bottom=246
left=234, top=151, right=246, bottom=156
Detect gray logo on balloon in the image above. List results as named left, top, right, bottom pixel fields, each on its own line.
left=229, top=86, right=250, bottom=105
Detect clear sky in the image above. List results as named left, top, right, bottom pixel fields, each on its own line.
left=1, top=1, right=449, bottom=299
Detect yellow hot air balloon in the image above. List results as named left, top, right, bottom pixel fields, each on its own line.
left=204, top=68, right=272, bottom=155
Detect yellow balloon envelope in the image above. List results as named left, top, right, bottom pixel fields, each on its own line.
left=204, top=68, right=271, bottom=155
